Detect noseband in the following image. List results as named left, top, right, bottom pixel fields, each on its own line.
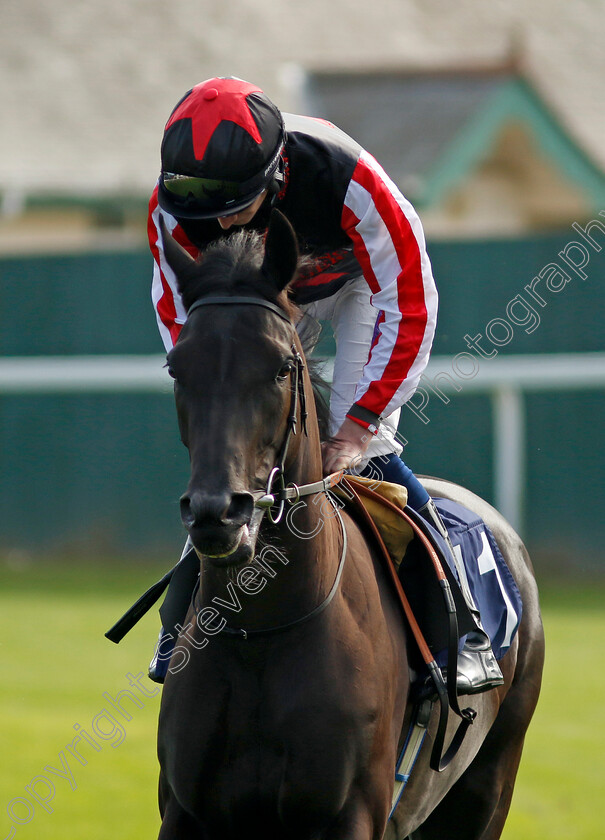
left=187, top=295, right=341, bottom=522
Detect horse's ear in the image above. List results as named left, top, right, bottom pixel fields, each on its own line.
left=262, top=209, right=299, bottom=292
left=159, top=215, right=196, bottom=279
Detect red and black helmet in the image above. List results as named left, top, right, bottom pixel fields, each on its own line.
left=158, top=77, right=285, bottom=220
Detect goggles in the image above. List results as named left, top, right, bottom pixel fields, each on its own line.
left=159, top=174, right=261, bottom=219
left=163, top=174, right=245, bottom=203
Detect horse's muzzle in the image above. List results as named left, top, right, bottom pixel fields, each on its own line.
left=180, top=490, right=255, bottom=563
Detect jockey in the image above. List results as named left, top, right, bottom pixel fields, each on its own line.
left=147, top=76, right=503, bottom=693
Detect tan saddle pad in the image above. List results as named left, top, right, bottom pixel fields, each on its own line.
left=333, top=475, right=414, bottom=567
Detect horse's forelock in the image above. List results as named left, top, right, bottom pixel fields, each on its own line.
left=176, top=230, right=300, bottom=326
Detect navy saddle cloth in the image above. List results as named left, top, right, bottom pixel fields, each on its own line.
left=398, top=498, right=523, bottom=666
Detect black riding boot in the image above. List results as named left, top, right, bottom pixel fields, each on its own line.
left=148, top=539, right=199, bottom=683
left=417, top=499, right=504, bottom=695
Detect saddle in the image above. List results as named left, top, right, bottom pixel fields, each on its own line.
left=333, top=476, right=476, bottom=657
left=332, top=475, right=414, bottom=566
left=334, top=476, right=522, bottom=803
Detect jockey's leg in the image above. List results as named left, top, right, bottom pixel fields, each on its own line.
left=149, top=538, right=199, bottom=683
left=362, top=452, right=503, bottom=695
left=357, top=450, right=429, bottom=509
left=414, top=494, right=503, bottom=694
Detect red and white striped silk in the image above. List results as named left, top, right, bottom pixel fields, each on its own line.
left=148, top=185, right=193, bottom=351
left=148, top=149, right=438, bottom=422
left=342, top=151, right=438, bottom=419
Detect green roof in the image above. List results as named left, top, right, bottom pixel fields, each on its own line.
left=308, top=69, right=605, bottom=212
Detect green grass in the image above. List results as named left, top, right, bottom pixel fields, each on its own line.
left=503, top=582, right=605, bottom=839
left=0, top=559, right=603, bottom=839
left=0, top=558, right=163, bottom=840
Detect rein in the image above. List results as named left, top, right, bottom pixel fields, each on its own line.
left=196, top=501, right=348, bottom=640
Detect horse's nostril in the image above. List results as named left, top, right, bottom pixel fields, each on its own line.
left=180, top=491, right=253, bottom=529
left=179, top=495, right=194, bottom=527
left=226, top=492, right=254, bottom=526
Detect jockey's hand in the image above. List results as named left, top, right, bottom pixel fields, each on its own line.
left=321, top=417, right=372, bottom=476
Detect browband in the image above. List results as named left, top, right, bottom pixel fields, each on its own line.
left=187, top=295, right=291, bottom=323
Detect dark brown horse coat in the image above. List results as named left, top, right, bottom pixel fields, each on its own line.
left=156, top=211, right=544, bottom=840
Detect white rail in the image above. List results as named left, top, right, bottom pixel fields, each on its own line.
left=421, top=353, right=605, bottom=532
left=0, top=354, right=171, bottom=393
left=423, top=352, right=605, bottom=392
left=1, top=352, right=604, bottom=534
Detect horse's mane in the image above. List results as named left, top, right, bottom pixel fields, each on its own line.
left=178, top=230, right=331, bottom=441
left=296, top=318, right=331, bottom=443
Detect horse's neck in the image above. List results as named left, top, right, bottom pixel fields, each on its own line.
left=198, top=508, right=340, bottom=633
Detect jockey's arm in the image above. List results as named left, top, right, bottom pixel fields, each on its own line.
left=323, top=151, right=438, bottom=474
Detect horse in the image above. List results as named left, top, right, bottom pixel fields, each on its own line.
left=155, top=209, right=545, bottom=840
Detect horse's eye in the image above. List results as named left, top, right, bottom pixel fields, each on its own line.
left=166, top=365, right=178, bottom=381
left=275, top=362, right=294, bottom=383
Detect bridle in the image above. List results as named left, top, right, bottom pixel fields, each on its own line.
left=188, top=293, right=348, bottom=639
left=187, top=294, right=345, bottom=523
